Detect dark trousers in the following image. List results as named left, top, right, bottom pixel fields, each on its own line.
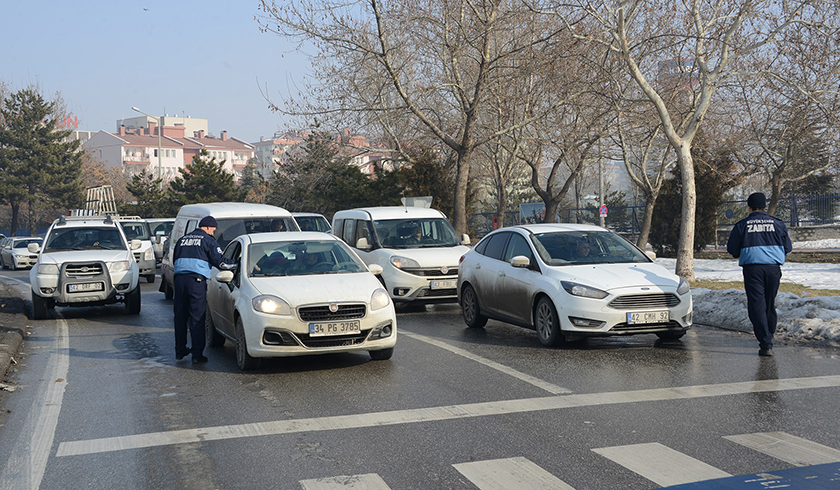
left=743, top=264, right=782, bottom=350
left=174, top=273, right=207, bottom=357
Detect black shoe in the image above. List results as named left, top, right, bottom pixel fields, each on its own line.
left=175, top=349, right=190, bottom=360
left=192, top=355, right=209, bottom=364
left=758, top=348, right=773, bottom=357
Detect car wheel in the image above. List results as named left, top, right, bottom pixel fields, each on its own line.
left=534, top=297, right=564, bottom=347
left=125, top=285, right=141, bottom=314
left=369, top=348, right=393, bottom=361
left=235, top=317, right=261, bottom=370
left=145, top=274, right=155, bottom=284
left=205, top=306, right=226, bottom=347
left=31, top=289, right=48, bottom=320
left=164, top=280, right=174, bottom=300
left=9, top=261, right=16, bottom=271
left=461, top=284, right=487, bottom=328
left=656, top=331, right=685, bottom=341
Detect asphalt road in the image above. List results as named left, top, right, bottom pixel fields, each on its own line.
left=0, top=270, right=839, bottom=489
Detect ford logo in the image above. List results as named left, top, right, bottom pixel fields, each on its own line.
left=440, top=265, right=449, bottom=274
left=329, top=303, right=338, bottom=313
left=81, top=266, right=90, bottom=273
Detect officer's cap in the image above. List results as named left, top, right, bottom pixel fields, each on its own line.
left=747, top=193, right=766, bottom=210
left=198, top=216, right=218, bottom=228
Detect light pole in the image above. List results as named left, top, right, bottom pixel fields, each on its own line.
left=131, top=106, right=162, bottom=186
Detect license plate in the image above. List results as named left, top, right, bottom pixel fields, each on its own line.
left=430, top=279, right=457, bottom=290
left=309, top=320, right=361, bottom=337
left=68, top=282, right=104, bottom=293
left=627, top=310, right=669, bottom=324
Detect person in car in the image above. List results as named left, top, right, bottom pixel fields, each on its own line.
left=405, top=226, right=425, bottom=245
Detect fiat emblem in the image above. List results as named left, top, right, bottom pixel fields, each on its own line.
left=440, top=265, right=449, bottom=274
left=329, top=303, right=338, bottom=313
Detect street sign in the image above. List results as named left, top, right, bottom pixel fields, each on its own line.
left=599, top=205, right=608, bottom=217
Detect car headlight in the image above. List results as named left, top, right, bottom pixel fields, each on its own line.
left=370, top=288, right=391, bottom=311
left=677, top=277, right=690, bottom=295
left=144, top=249, right=154, bottom=261
left=561, top=281, right=608, bottom=299
left=252, top=295, right=292, bottom=316
left=38, top=264, right=59, bottom=275
left=108, top=261, right=131, bottom=273
left=390, top=255, right=420, bottom=269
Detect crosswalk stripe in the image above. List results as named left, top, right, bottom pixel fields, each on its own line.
left=453, top=457, right=576, bottom=490
left=592, top=442, right=731, bottom=487
left=299, top=473, right=391, bottom=489
left=724, top=432, right=840, bottom=466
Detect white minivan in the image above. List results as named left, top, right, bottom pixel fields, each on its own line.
left=332, top=206, right=470, bottom=304
left=160, top=202, right=298, bottom=299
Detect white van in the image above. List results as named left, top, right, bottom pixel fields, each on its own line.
left=332, top=206, right=470, bottom=304
left=160, top=202, right=297, bottom=299
left=115, top=216, right=156, bottom=283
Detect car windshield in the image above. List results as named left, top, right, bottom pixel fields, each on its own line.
left=373, top=218, right=459, bottom=249
left=295, top=215, right=331, bottom=233
left=248, top=240, right=366, bottom=277
left=44, top=227, right=126, bottom=251
left=216, top=217, right=297, bottom=249
left=119, top=221, right=151, bottom=240
left=149, top=221, right=174, bottom=236
left=13, top=238, right=41, bottom=248
left=531, top=230, right=650, bottom=266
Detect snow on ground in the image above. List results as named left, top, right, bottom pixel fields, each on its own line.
left=656, top=247, right=840, bottom=346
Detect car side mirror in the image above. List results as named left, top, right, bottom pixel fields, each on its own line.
left=28, top=243, right=41, bottom=253
left=510, top=255, right=530, bottom=268
left=645, top=250, right=657, bottom=260
left=150, top=236, right=157, bottom=244
left=368, top=264, right=383, bottom=275
left=130, top=239, right=142, bottom=250
left=356, top=237, right=371, bottom=250
left=215, top=270, right=234, bottom=283
left=462, top=234, right=471, bottom=246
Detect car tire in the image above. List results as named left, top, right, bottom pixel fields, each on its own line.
left=205, top=306, right=226, bottom=347
left=369, top=348, right=394, bottom=360
left=145, top=274, right=155, bottom=284
left=656, top=331, right=685, bottom=341
left=461, top=284, right=487, bottom=329
left=535, top=297, right=564, bottom=347
left=235, top=317, right=261, bottom=370
left=31, top=290, right=48, bottom=320
left=164, top=280, right=174, bottom=300
left=125, top=285, right=141, bottom=314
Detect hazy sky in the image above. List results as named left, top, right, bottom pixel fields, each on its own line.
left=1, top=1, right=309, bottom=143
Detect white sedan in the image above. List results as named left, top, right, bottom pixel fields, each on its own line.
left=457, top=224, right=692, bottom=346
left=206, top=232, right=397, bottom=370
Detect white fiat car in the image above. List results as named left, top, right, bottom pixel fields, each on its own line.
left=205, top=232, right=397, bottom=370
left=457, top=224, right=692, bottom=346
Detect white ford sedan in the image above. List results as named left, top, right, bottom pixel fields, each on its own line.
left=457, top=224, right=692, bottom=346
left=206, top=232, right=397, bottom=370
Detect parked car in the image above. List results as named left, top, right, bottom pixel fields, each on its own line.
left=29, top=215, right=141, bottom=319
left=116, top=217, right=156, bottom=283
left=205, top=231, right=397, bottom=370
left=332, top=206, right=470, bottom=304
left=146, top=217, right=175, bottom=263
left=457, top=224, right=692, bottom=346
left=292, top=212, right=332, bottom=233
left=1, top=236, right=42, bottom=270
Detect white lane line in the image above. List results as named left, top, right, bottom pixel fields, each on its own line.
left=400, top=330, right=572, bottom=394
left=453, top=457, right=576, bottom=490
left=592, top=442, right=731, bottom=487
left=724, top=432, right=840, bottom=466
left=300, top=473, right=391, bottom=489
left=55, top=375, right=840, bottom=457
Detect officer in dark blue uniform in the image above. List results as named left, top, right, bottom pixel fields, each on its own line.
left=173, top=216, right=236, bottom=364
left=726, top=193, right=792, bottom=357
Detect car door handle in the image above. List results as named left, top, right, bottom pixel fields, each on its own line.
left=498, top=271, right=505, bottom=277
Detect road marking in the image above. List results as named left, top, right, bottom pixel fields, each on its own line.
left=300, top=473, right=391, bottom=489
left=0, top=311, right=70, bottom=490
left=724, top=432, right=840, bottom=466
left=592, top=442, right=731, bottom=486
left=453, top=457, right=575, bottom=490
left=56, top=375, right=840, bottom=457
left=400, top=330, right=572, bottom=394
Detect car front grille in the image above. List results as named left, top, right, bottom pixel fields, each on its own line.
left=610, top=320, right=682, bottom=332
left=608, top=293, right=680, bottom=310
left=296, top=331, right=370, bottom=348
left=64, top=263, right=105, bottom=277
left=298, top=303, right=366, bottom=321
left=400, top=267, right=458, bottom=277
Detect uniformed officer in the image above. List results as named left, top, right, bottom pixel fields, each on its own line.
left=726, top=192, right=792, bottom=357
left=172, top=216, right=236, bottom=364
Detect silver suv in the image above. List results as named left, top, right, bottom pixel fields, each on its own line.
left=29, top=215, right=142, bottom=319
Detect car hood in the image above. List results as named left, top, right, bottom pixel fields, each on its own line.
left=38, top=250, right=132, bottom=264
left=549, top=262, right=681, bottom=291
left=248, top=272, right=384, bottom=304
left=383, top=246, right=470, bottom=268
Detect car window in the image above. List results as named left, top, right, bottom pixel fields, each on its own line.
left=532, top=231, right=649, bottom=266
left=503, top=233, right=534, bottom=263
left=14, top=239, right=41, bottom=249
left=373, top=218, right=459, bottom=249
left=248, top=240, right=365, bottom=277
left=119, top=222, right=151, bottom=240
left=342, top=220, right=357, bottom=245
left=355, top=220, right=372, bottom=246
left=150, top=222, right=174, bottom=236
left=481, top=232, right=510, bottom=261
left=296, top=215, right=331, bottom=232
left=332, top=219, right=344, bottom=236
left=214, top=217, right=296, bottom=249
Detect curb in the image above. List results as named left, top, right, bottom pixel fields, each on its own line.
left=0, top=280, right=28, bottom=380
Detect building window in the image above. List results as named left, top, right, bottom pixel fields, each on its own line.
left=154, top=149, right=158, bottom=157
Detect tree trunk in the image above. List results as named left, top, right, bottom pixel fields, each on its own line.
left=452, top=148, right=472, bottom=235
left=9, top=202, right=20, bottom=237
left=496, top=182, right=508, bottom=230
left=674, top=145, right=696, bottom=281
left=544, top=200, right=559, bottom=224
left=636, top=197, right=656, bottom=250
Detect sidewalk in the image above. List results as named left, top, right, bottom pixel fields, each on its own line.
left=0, top=280, right=27, bottom=380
